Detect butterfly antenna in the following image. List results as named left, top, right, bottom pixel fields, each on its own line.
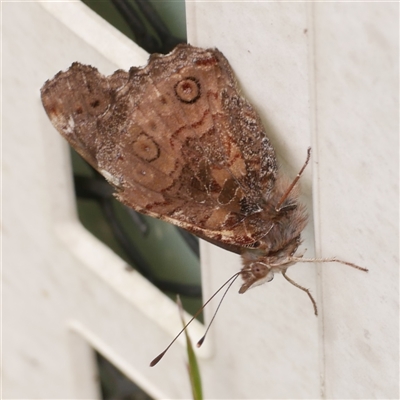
left=196, top=273, right=240, bottom=347
left=275, top=147, right=311, bottom=212
left=150, top=271, right=242, bottom=367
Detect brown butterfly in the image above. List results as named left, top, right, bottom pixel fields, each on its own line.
left=41, top=43, right=367, bottom=322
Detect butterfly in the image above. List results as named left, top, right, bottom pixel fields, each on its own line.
left=40, top=43, right=367, bottom=322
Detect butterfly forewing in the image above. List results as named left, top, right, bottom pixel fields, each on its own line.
left=41, top=44, right=278, bottom=248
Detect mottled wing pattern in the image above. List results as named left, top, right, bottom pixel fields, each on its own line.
left=41, top=44, right=277, bottom=247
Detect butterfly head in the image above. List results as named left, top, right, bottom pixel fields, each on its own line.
left=239, top=236, right=302, bottom=293
left=239, top=262, right=275, bottom=293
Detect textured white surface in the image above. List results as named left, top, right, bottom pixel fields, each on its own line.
left=3, top=1, right=398, bottom=399
left=312, top=4, right=399, bottom=398
left=188, top=2, right=398, bottom=399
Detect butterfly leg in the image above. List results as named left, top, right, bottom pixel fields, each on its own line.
left=289, top=257, right=368, bottom=272
left=282, top=270, right=318, bottom=316
left=275, top=147, right=311, bottom=212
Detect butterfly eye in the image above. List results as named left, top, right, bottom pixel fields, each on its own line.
left=252, top=263, right=269, bottom=277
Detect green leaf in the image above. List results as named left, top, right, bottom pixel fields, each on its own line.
left=177, top=296, right=203, bottom=400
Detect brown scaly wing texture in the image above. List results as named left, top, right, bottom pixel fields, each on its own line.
left=41, top=44, right=277, bottom=248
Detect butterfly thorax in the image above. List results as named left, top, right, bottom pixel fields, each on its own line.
left=238, top=174, right=308, bottom=293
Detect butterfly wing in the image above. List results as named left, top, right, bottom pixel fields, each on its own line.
left=41, top=44, right=277, bottom=248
